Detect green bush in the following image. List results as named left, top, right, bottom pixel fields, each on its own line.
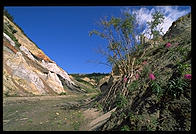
left=116, top=93, right=128, bottom=108
left=121, top=125, right=130, bottom=131
left=72, top=121, right=80, bottom=130
left=177, top=62, right=191, bottom=75
left=146, top=117, right=158, bottom=131
left=167, top=78, right=188, bottom=98
left=141, top=65, right=151, bottom=78
left=97, top=103, right=103, bottom=111
left=93, top=101, right=103, bottom=111
left=128, top=80, right=139, bottom=92
left=151, top=81, right=163, bottom=97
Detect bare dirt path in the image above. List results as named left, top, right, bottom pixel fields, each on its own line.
left=3, top=93, right=102, bottom=131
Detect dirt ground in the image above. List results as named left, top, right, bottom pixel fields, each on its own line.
left=3, top=93, right=101, bottom=131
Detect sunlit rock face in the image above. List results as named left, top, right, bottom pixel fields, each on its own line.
left=46, top=71, right=65, bottom=94
left=3, top=33, right=15, bottom=46
left=3, top=15, right=82, bottom=96
left=41, top=60, right=73, bottom=84
left=19, top=45, right=36, bottom=61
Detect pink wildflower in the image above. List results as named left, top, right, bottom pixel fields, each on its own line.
left=142, top=61, right=147, bottom=65
left=124, top=77, right=128, bottom=83
left=166, top=43, right=172, bottom=48
left=135, top=73, right=139, bottom=80
left=149, top=73, right=156, bottom=80
left=184, top=74, right=192, bottom=80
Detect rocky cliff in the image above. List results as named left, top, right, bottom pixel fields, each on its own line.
left=3, top=14, right=83, bottom=97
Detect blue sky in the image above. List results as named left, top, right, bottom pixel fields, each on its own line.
left=5, top=6, right=191, bottom=74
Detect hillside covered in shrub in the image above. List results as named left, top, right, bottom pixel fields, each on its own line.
left=90, top=12, right=191, bottom=131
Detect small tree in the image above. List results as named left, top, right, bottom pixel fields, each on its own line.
left=89, top=10, right=165, bottom=109
left=147, top=11, right=165, bottom=45
left=89, top=11, right=139, bottom=77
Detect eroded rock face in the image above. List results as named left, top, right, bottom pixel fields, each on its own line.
left=3, top=33, right=15, bottom=46
left=41, top=60, right=74, bottom=85
left=46, top=71, right=65, bottom=94
left=19, top=45, right=35, bottom=61
left=3, top=14, right=82, bottom=96
left=6, top=52, right=46, bottom=95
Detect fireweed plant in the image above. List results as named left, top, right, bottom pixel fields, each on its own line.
left=149, top=73, right=163, bottom=97
left=167, top=63, right=191, bottom=98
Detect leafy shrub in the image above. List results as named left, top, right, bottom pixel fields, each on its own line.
left=167, top=78, right=188, bottom=98
left=97, top=103, right=103, bottom=111
left=91, top=92, right=101, bottom=99
left=177, top=63, right=191, bottom=75
left=151, top=81, right=163, bottom=97
left=128, top=112, right=138, bottom=122
left=146, top=117, right=158, bottom=131
left=141, top=65, right=151, bottom=78
left=116, top=93, right=128, bottom=108
left=72, top=121, right=80, bottom=130
left=128, top=80, right=139, bottom=92
left=121, top=125, right=130, bottom=131
left=135, top=58, right=143, bottom=65
left=93, top=101, right=103, bottom=111
left=120, top=112, right=127, bottom=118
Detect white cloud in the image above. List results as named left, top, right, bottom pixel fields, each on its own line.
left=132, top=8, right=154, bottom=26
left=132, top=6, right=191, bottom=39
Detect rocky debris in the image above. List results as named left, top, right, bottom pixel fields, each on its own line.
left=88, top=107, right=117, bottom=130
left=83, top=108, right=102, bottom=121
